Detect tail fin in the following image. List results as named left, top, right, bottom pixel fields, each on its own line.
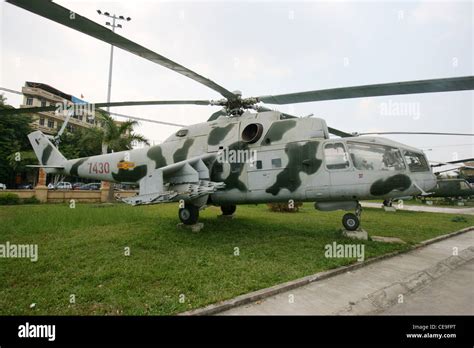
left=28, top=131, right=66, bottom=172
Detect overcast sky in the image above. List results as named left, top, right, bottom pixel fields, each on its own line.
left=1, top=0, right=472, bottom=164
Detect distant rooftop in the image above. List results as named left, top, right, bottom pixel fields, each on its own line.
left=25, top=81, right=82, bottom=103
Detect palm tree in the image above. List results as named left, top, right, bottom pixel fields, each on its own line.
left=97, top=111, right=150, bottom=202
left=98, top=112, right=150, bottom=153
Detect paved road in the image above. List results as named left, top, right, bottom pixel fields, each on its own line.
left=361, top=202, right=474, bottom=215
left=221, top=231, right=474, bottom=315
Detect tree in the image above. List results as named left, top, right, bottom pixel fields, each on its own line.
left=97, top=111, right=150, bottom=153
left=0, top=95, right=34, bottom=187
left=58, top=127, right=103, bottom=159
left=96, top=111, right=150, bottom=201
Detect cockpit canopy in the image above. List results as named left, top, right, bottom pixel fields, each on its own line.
left=323, top=138, right=430, bottom=172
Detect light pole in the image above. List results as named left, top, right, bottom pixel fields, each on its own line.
left=97, top=10, right=131, bottom=113
left=97, top=10, right=131, bottom=202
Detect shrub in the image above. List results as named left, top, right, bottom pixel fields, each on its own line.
left=0, top=193, right=20, bottom=205
left=451, top=216, right=468, bottom=223
left=22, top=196, right=40, bottom=204
left=267, top=202, right=303, bottom=212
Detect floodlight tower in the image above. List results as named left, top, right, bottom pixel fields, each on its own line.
left=97, top=10, right=131, bottom=113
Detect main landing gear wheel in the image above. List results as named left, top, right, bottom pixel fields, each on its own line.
left=221, top=205, right=236, bottom=215
left=179, top=204, right=199, bottom=225
left=342, top=213, right=360, bottom=231
left=382, top=199, right=393, bottom=207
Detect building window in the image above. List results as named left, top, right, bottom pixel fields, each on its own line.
left=26, top=98, right=33, bottom=106
left=39, top=118, right=45, bottom=126
left=256, top=160, right=262, bottom=169
left=41, top=100, right=46, bottom=107
left=47, top=119, right=54, bottom=128
left=325, top=142, right=350, bottom=170
left=271, top=158, right=282, bottom=168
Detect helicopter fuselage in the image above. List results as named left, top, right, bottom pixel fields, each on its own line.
left=37, top=110, right=437, bottom=210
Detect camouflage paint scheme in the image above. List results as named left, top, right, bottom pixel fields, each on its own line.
left=28, top=110, right=437, bottom=209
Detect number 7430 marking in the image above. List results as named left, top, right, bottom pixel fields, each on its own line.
left=88, top=162, right=110, bottom=174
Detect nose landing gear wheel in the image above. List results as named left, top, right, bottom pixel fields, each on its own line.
left=342, top=213, right=360, bottom=231
left=179, top=204, right=199, bottom=225
left=221, top=205, right=236, bottom=215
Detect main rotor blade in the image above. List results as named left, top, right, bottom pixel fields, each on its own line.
left=7, top=0, right=236, bottom=100
left=104, top=111, right=186, bottom=127
left=95, top=100, right=212, bottom=108
left=258, top=76, right=474, bottom=105
left=358, top=132, right=474, bottom=136
left=328, top=127, right=353, bottom=138
left=0, top=100, right=212, bottom=116
left=431, top=158, right=474, bottom=168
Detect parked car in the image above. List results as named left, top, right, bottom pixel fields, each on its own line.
left=80, top=183, right=101, bottom=190
left=0, top=183, right=6, bottom=190
left=17, top=183, right=33, bottom=189
left=114, top=183, right=138, bottom=191
left=72, top=182, right=85, bottom=190
left=55, top=182, right=72, bottom=190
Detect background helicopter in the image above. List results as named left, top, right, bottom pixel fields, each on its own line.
left=425, top=159, right=474, bottom=201
left=379, top=158, right=474, bottom=207
left=2, top=0, right=474, bottom=231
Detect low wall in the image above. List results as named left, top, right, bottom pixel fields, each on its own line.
left=3, top=189, right=36, bottom=199
left=2, top=189, right=138, bottom=203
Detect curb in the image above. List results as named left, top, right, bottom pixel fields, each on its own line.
left=179, top=226, right=474, bottom=316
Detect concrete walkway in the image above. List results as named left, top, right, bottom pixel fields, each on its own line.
left=382, top=259, right=474, bottom=315
left=220, top=230, right=474, bottom=315
left=361, top=202, right=474, bottom=215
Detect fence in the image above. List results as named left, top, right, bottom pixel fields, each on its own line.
left=2, top=188, right=138, bottom=203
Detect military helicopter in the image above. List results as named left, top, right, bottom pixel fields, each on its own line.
left=423, top=160, right=474, bottom=201
left=378, top=157, right=474, bottom=207
left=3, top=0, right=474, bottom=231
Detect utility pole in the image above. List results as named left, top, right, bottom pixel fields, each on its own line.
left=97, top=10, right=131, bottom=113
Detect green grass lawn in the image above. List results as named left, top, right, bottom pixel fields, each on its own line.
left=0, top=203, right=472, bottom=315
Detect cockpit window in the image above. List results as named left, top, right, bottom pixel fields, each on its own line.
left=324, top=142, right=350, bottom=170
left=347, top=142, right=406, bottom=171
left=404, top=151, right=429, bottom=172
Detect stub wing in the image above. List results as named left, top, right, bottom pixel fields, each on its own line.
left=121, top=154, right=225, bottom=206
